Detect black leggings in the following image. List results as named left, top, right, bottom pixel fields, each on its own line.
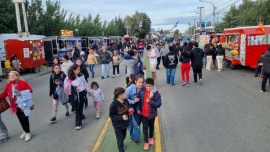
left=113, top=65, right=120, bottom=75
left=141, top=116, right=155, bottom=143
left=75, top=91, right=86, bottom=126
left=114, top=127, right=127, bottom=152
left=16, top=107, right=30, bottom=133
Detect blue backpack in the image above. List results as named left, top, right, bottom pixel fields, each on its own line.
left=133, top=56, right=144, bottom=75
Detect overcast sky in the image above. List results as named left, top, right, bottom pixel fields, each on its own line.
left=47, top=0, right=244, bottom=32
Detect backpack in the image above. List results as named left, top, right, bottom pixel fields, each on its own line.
left=51, top=72, right=65, bottom=81
left=133, top=57, right=144, bottom=75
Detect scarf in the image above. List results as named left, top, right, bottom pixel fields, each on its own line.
left=8, top=80, right=21, bottom=114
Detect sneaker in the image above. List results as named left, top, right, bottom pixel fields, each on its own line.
left=65, top=112, right=70, bottom=118
left=194, top=82, right=198, bottom=85
left=20, top=132, right=26, bottom=139
left=112, top=75, right=115, bottom=78
left=149, top=138, right=155, bottom=145
left=96, top=113, right=100, bottom=119
left=182, top=82, right=186, bottom=86
left=254, top=75, right=258, bottom=77
left=49, top=117, right=56, bottom=123
left=0, top=138, right=7, bottom=143
left=199, top=79, right=203, bottom=84
left=185, top=84, right=189, bottom=87
left=117, top=74, right=119, bottom=77
left=260, top=90, right=267, bottom=93
left=101, top=76, right=104, bottom=79
left=134, top=140, right=139, bottom=145
left=75, top=125, right=82, bottom=130
left=144, top=143, right=150, bottom=150
left=217, top=69, right=221, bottom=72
left=25, top=133, right=31, bottom=142
left=83, top=115, right=86, bottom=120
left=107, top=76, right=109, bottom=78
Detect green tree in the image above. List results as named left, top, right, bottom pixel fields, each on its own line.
left=0, top=0, right=17, bottom=33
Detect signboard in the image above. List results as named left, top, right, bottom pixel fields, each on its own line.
left=23, top=48, right=30, bottom=58
left=201, top=22, right=206, bottom=29
left=60, top=30, right=74, bottom=36
left=240, top=34, right=246, bottom=66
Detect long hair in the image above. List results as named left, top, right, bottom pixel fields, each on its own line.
left=7, top=71, right=24, bottom=83
left=68, top=64, right=82, bottom=80
left=182, top=46, right=189, bottom=54
left=204, top=44, right=210, bottom=53
left=51, top=64, right=61, bottom=73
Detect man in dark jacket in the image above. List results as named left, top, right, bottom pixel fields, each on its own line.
left=99, top=46, right=112, bottom=79
left=164, top=46, right=178, bottom=86
left=261, top=47, right=270, bottom=92
left=190, top=42, right=204, bottom=84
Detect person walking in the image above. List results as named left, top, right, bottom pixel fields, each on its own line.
left=0, top=112, right=8, bottom=142
left=86, top=49, right=98, bottom=78
left=61, top=55, right=74, bottom=76
left=0, top=71, right=33, bottom=141
left=190, top=42, right=204, bottom=85
left=49, top=64, right=70, bottom=123
left=112, top=51, right=121, bottom=78
left=64, top=65, right=90, bottom=130
left=255, top=52, right=264, bottom=77
left=160, top=43, right=168, bottom=68
left=212, top=43, right=217, bottom=68
left=164, top=46, right=178, bottom=86
left=179, top=46, right=191, bottom=87
left=204, top=44, right=213, bottom=70
left=124, top=50, right=138, bottom=85
left=89, top=82, right=104, bottom=119
left=99, top=46, right=112, bottom=79
left=216, top=44, right=225, bottom=72
left=147, top=46, right=157, bottom=81
left=155, top=44, right=161, bottom=70
left=261, top=46, right=270, bottom=93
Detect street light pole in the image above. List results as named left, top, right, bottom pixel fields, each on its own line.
left=199, top=0, right=216, bottom=32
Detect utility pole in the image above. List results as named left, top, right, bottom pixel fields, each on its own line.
left=197, top=7, right=204, bottom=31
left=199, top=0, right=216, bottom=32
left=12, top=0, right=30, bottom=37
left=192, top=16, right=197, bottom=35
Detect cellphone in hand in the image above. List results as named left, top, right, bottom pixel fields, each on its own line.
left=13, top=90, right=20, bottom=94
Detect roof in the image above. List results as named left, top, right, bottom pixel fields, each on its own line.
left=6, top=37, right=43, bottom=41
left=224, top=25, right=270, bottom=31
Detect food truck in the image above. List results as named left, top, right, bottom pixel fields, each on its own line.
left=4, top=38, right=45, bottom=73
left=44, top=36, right=83, bottom=64
left=211, top=25, right=270, bottom=69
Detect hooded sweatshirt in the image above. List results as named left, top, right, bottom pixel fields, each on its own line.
left=164, top=51, right=178, bottom=69
left=262, top=51, right=270, bottom=74
left=109, top=98, right=130, bottom=128
left=190, top=48, right=204, bottom=69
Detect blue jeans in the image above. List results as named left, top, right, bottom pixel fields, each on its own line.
left=128, top=113, right=141, bottom=141
left=101, top=64, right=109, bottom=77
left=166, top=68, right=176, bottom=85
left=89, top=64, right=95, bottom=77
left=255, top=65, right=262, bottom=76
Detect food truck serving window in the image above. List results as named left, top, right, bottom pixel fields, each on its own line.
left=248, top=34, right=270, bottom=46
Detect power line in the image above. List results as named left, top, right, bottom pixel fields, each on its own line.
left=215, top=0, right=240, bottom=13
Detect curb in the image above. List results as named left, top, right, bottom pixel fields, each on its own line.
left=155, top=115, right=163, bottom=152
left=91, top=118, right=111, bottom=152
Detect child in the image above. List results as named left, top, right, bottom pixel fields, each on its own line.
left=89, top=82, right=104, bottom=119
left=126, top=74, right=136, bottom=88
left=109, top=87, right=130, bottom=152
left=49, top=64, right=70, bottom=123
left=112, top=50, right=121, bottom=78
left=137, top=78, right=162, bottom=151
left=146, top=46, right=157, bottom=80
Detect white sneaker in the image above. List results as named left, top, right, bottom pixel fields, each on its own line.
left=20, top=132, right=26, bottom=139
left=112, top=75, right=115, bottom=78
left=182, top=82, right=186, bottom=86
left=75, top=126, right=82, bottom=130
left=25, top=133, right=31, bottom=142
left=96, top=113, right=100, bottom=119
left=117, top=74, right=119, bottom=77
left=199, top=79, right=203, bottom=84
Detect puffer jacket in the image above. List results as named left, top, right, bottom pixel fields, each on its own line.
left=137, top=88, right=162, bottom=119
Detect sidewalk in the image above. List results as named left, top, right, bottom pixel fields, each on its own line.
left=92, top=58, right=162, bottom=152
left=0, top=66, right=51, bottom=90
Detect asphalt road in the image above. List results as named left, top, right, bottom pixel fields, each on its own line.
left=157, top=66, right=270, bottom=152
left=0, top=64, right=126, bottom=152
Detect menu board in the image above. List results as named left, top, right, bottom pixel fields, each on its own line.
left=240, top=34, right=246, bottom=66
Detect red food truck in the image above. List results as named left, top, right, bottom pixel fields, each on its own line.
left=4, top=38, right=45, bottom=73
left=212, top=25, right=270, bottom=69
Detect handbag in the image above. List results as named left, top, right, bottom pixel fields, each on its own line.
left=0, top=98, right=10, bottom=113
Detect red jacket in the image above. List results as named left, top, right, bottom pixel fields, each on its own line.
left=0, top=80, right=33, bottom=114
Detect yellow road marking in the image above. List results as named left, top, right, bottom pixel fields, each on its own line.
left=155, top=115, right=163, bottom=152
left=92, top=118, right=111, bottom=152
